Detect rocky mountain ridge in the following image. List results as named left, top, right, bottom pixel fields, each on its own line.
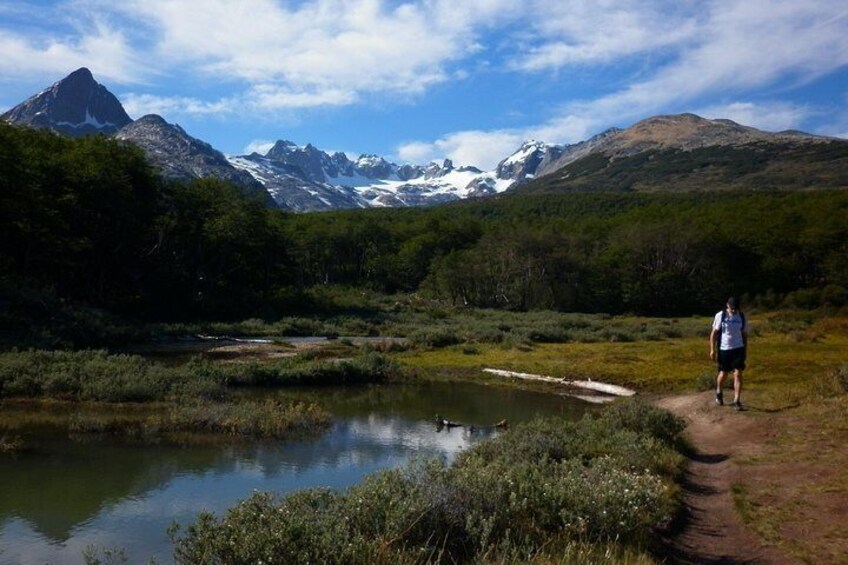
left=114, top=115, right=272, bottom=204
left=226, top=141, right=559, bottom=211
left=4, top=68, right=844, bottom=211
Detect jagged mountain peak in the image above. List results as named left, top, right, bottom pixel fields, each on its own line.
left=116, top=113, right=273, bottom=205
left=227, top=134, right=567, bottom=211
left=58, top=67, right=96, bottom=88
left=2, top=67, right=132, bottom=137
left=265, top=139, right=301, bottom=158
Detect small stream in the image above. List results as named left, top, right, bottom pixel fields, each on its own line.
left=0, top=380, right=589, bottom=564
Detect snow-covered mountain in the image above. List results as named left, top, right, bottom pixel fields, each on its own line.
left=227, top=140, right=561, bottom=211
left=0, top=67, right=131, bottom=137
left=2, top=68, right=560, bottom=212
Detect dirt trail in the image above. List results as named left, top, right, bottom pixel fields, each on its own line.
left=655, top=392, right=798, bottom=564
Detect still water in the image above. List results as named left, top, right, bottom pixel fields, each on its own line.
left=0, top=381, right=588, bottom=564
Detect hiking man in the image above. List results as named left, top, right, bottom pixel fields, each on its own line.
left=710, top=296, right=748, bottom=411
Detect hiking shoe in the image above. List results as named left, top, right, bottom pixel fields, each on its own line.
left=715, top=390, right=724, bottom=406
left=733, top=400, right=743, bottom=411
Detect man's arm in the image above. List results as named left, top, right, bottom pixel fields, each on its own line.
left=710, top=327, right=718, bottom=360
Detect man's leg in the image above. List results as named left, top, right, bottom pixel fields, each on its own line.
left=715, top=370, right=727, bottom=405
left=733, top=369, right=743, bottom=407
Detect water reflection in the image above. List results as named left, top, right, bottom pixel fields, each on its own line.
left=0, top=382, right=585, bottom=564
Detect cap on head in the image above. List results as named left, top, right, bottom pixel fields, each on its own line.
left=727, top=296, right=739, bottom=309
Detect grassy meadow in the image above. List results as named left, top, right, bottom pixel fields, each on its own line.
left=3, top=305, right=846, bottom=562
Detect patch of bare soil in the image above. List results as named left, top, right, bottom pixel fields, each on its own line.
left=652, top=391, right=844, bottom=564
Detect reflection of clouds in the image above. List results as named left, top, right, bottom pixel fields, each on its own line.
left=0, top=516, right=162, bottom=565
left=1, top=414, right=497, bottom=564
left=3, top=382, right=579, bottom=564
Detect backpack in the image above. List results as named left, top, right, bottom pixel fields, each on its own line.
left=714, top=309, right=746, bottom=348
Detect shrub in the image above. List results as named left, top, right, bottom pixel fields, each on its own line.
left=171, top=490, right=372, bottom=565
left=172, top=405, right=687, bottom=563
left=408, top=328, right=461, bottom=348
left=223, top=353, right=397, bottom=388
left=596, top=400, right=687, bottom=450
left=0, top=349, right=229, bottom=402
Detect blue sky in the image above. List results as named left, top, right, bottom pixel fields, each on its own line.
left=1, top=0, right=847, bottom=169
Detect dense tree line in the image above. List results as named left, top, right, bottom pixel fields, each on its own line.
left=2, top=123, right=847, bottom=329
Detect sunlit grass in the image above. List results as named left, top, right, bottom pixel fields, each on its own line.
left=396, top=312, right=848, bottom=561
left=398, top=314, right=848, bottom=408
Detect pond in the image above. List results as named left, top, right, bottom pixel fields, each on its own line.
left=0, top=381, right=591, bottom=564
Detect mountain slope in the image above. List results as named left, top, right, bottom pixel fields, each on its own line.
left=1, top=67, right=132, bottom=137
left=524, top=114, right=848, bottom=194
left=115, top=114, right=272, bottom=204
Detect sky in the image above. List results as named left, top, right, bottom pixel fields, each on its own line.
left=1, top=0, right=847, bottom=170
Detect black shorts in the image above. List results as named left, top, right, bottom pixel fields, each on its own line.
left=717, top=347, right=746, bottom=372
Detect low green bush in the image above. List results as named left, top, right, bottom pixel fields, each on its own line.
left=0, top=349, right=205, bottom=402
left=407, top=327, right=461, bottom=348
left=223, top=353, right=398, bottom=387
left=0, top=350, right=395, bottom=402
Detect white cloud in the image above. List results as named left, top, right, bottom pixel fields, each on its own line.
left=243, top=140, right=275, bottom=155
left=528, top=1, right=846, bottom=132
left=121, top=93, right=237, bottom=119
left=101, top=0, right=510, bottom=99
left=395, top=112, right=601, bottom=170
left=416, top=0, right=848, bottom=168
left=0, top=21, right=147, bottom=84
left=396, top=141, right=440, bottom=165
left=512, top=0, right=699, bottom=71
left=248, top=85, right=357, bottom=109
left=696, top=101, right=813, bottom=132
left=398, top=130, right=524, bottom=170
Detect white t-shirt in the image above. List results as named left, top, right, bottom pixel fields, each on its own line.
left=713, top=310, right=746, bottom=350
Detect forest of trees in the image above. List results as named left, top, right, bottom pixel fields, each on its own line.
left=2, top=123, right=847, bottom=335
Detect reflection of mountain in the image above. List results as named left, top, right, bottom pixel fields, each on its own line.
left=0, top=415, right=478, bottom=549
left=0, top=439, right=229, bottom=542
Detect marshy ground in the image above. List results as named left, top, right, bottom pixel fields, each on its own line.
left=2, top=308, right=846, bottom=562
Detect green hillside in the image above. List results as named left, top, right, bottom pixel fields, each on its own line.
left=524, top=140, right=848, bottom=193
